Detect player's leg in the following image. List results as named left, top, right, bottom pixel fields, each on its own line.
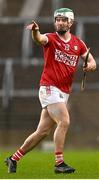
left=5, top=108, right=55, bottom=173
left=47, top=102, right=75, bottom=173
left=20, top=108, right=55, bottom=153
left=47, top=102, right=70, bottom=161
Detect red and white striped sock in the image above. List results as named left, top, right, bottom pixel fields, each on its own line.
left=55, top=152, right=64, bottom=165
left=11, top=149, right=25, bottom=161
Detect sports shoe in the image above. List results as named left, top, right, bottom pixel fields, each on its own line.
left=4, top=156, right=17, bottom=173
left=54, top=162, right=75, bottom=173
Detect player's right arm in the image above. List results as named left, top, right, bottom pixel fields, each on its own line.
left=26, top=21, right=48, bottom=45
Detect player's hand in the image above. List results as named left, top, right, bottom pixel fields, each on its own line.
left=83, top=62, right=96, bottom=72
left=26, top=21, right=39, bottom=31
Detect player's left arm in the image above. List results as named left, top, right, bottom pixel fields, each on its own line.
left=81, top=51, right=96, bottom=72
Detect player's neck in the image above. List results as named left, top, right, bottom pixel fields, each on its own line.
left=57, top=31, right=71, bottom=43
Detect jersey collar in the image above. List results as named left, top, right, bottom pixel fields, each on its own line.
left=56, top=32, right=71, bottom=43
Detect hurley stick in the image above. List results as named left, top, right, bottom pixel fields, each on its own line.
left=81, top=48, right=90, bottom=91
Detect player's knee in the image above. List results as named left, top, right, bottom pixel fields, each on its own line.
left=59, top=110, right=70, bottom=128
left=65, top=113, right=70, bottom=127
left=61, top=117, right=70, bottom=129
left=64, top=119, right=70, bottom=128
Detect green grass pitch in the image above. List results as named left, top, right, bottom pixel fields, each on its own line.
left=1, top=150, right=99, bottom=179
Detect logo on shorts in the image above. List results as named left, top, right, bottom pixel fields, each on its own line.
left=60, top=93, right=63, bottom=98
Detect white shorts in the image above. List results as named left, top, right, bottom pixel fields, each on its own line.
left=39, top=85, right=69, bottom=108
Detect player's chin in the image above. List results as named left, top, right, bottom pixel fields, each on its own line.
left=56, top=28, right=66, bottom=34
left=56, top=26, right=69, bottom=34
left=56, top=30, right=66, bottom=35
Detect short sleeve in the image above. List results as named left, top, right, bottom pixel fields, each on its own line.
left=45, top=33, right=52, bottom=43
left=43, top=33, right=53, bottom=47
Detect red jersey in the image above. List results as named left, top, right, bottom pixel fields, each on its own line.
left=40, top=32, right=87, bottom=93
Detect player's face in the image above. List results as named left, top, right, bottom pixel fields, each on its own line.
left=54, top=17, right=73, bottom=35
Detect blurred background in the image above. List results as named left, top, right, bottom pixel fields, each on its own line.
left=0, top=0, right=99, bottom=150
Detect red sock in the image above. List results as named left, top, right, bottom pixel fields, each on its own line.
left=55, top=152, right=64, bottom=165
left=11, top=149, right=25, bottom=161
